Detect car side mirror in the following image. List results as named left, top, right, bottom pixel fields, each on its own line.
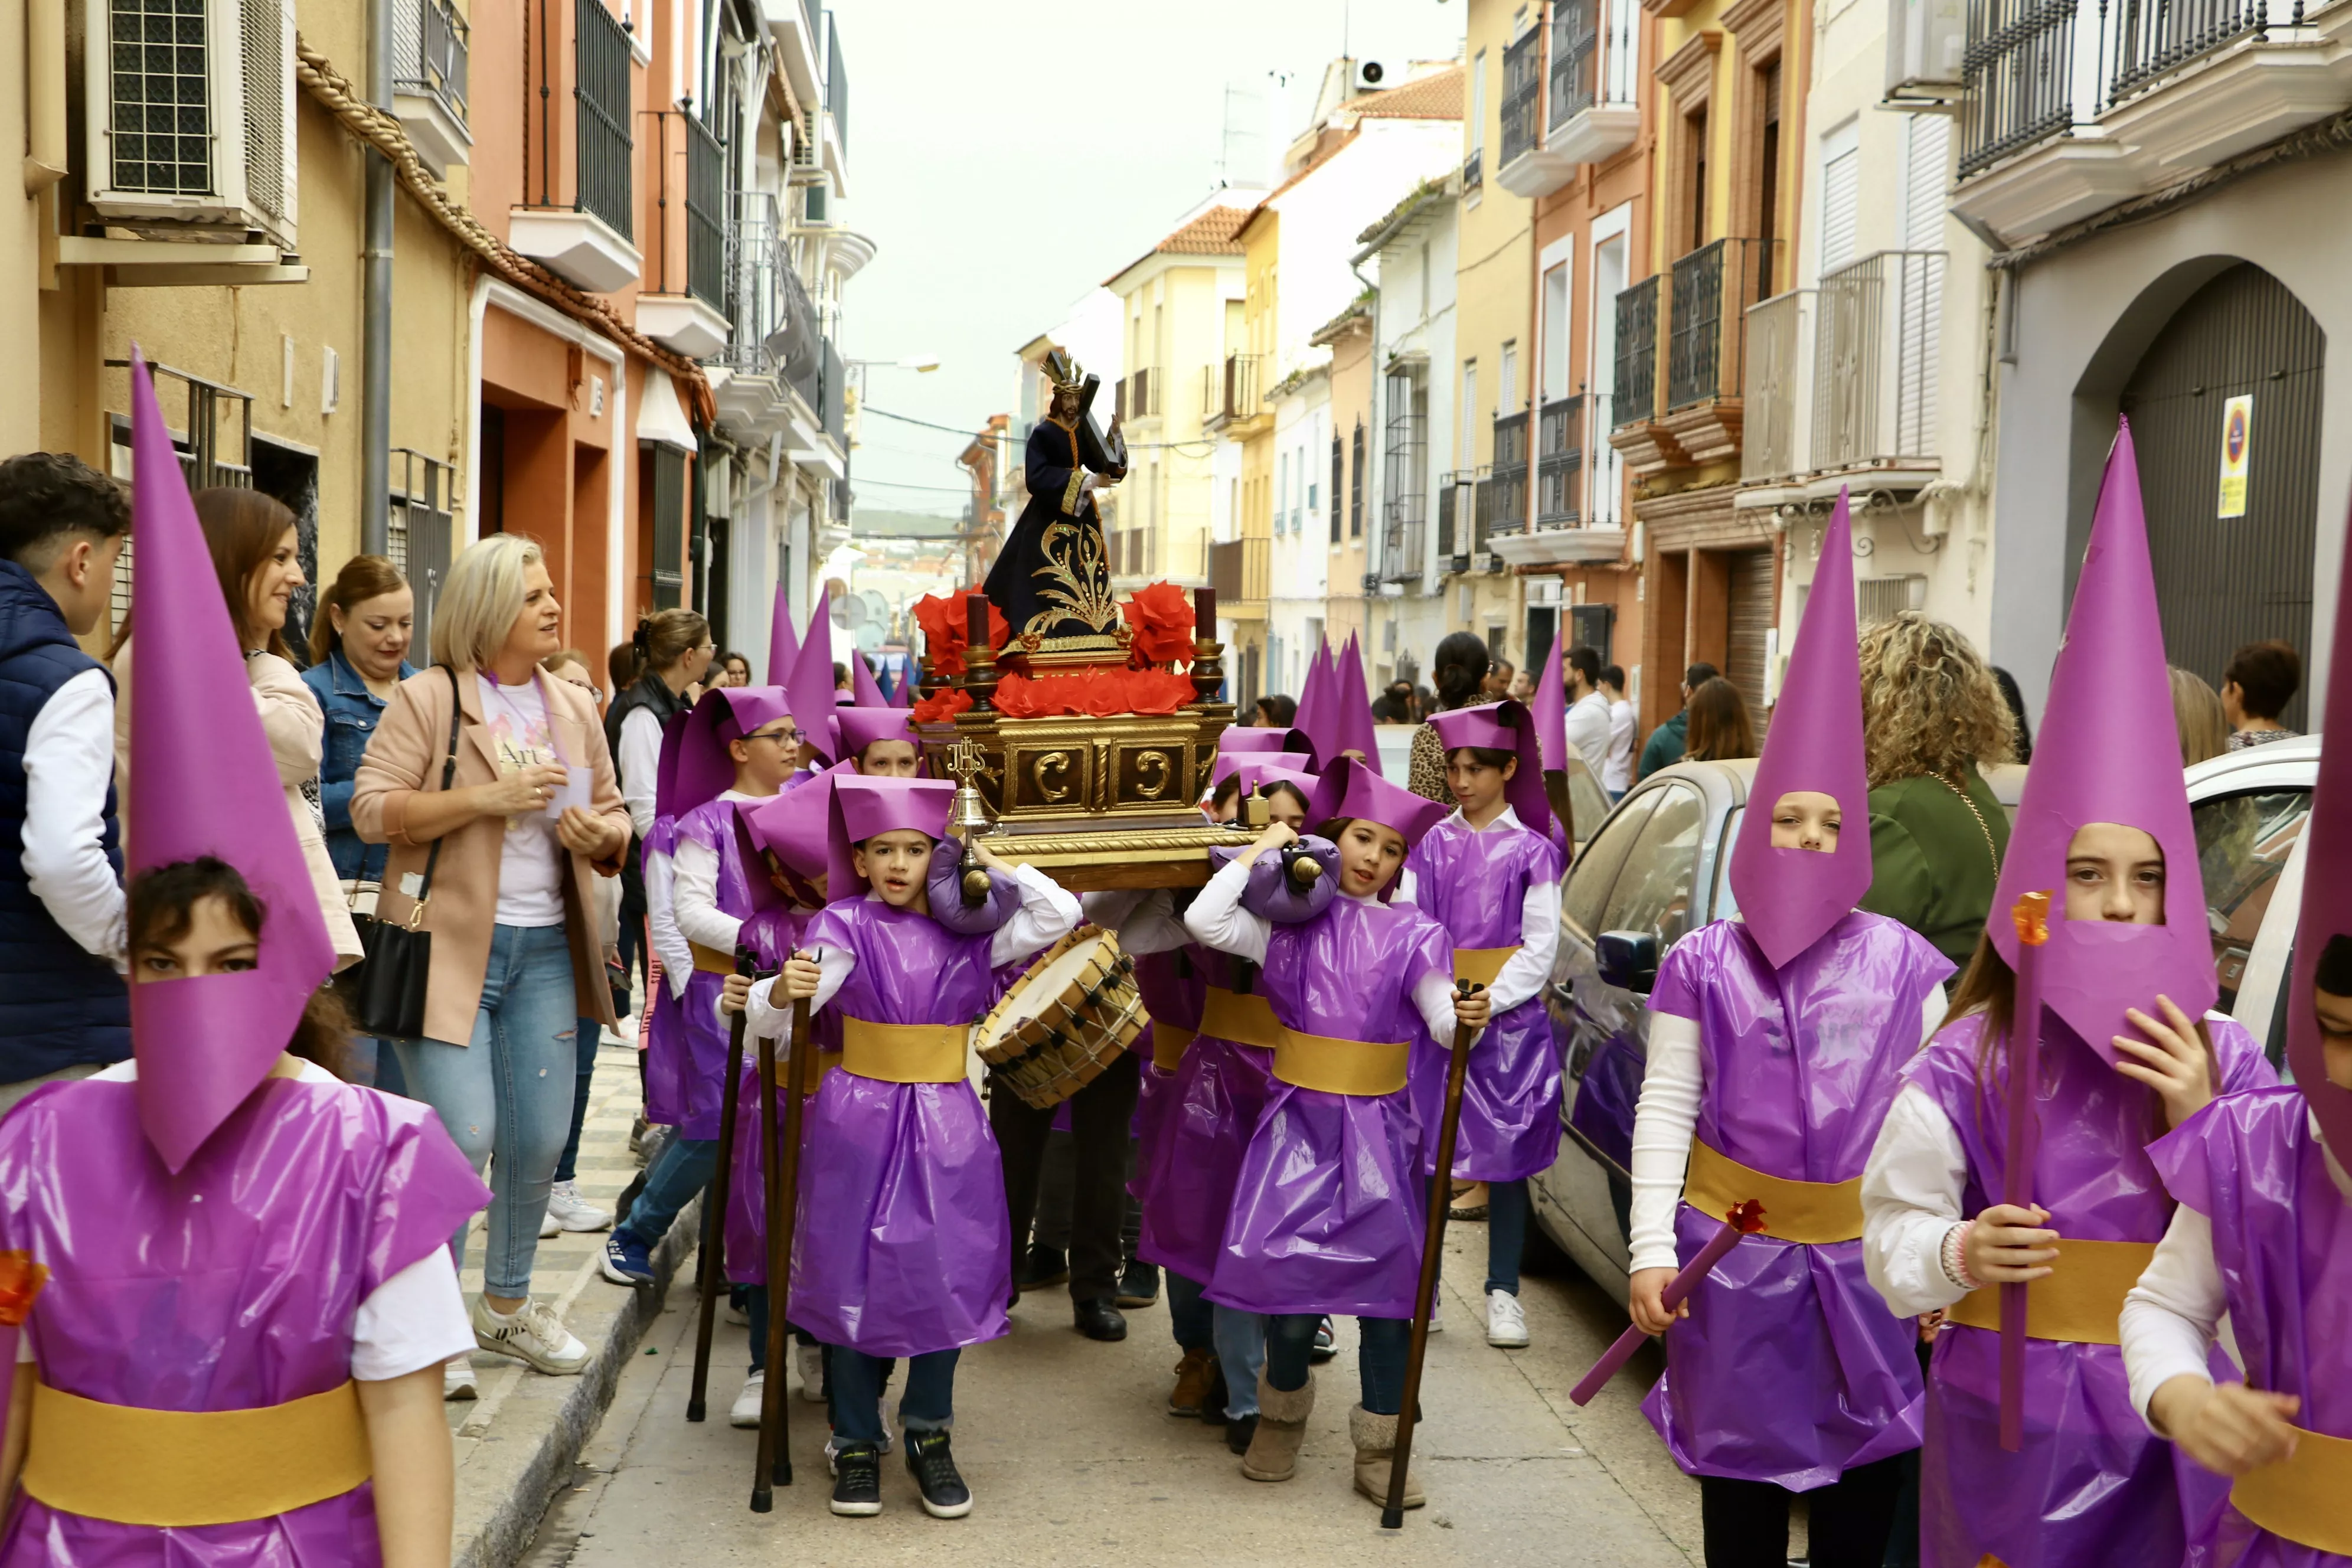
left=1595, top=930, right=1660, bottom=993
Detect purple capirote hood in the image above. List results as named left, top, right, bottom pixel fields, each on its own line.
left=125, top=349, right=338, bottom=1172
left=1987, top=419, right=2217, bottom=1062
left=1725, top=491, right=1872, bottom=970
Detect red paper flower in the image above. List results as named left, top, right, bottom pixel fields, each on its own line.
left=910, top=593, right=1009, bottom=678
left=910, top=687, right=974, bottom=724
left=1121, top=668, right=1198, bottom=715
left=1120, top=582, right=1197, bottom=666
left=989, top=667, right=1195, bottom=719
left=0, top=1252, right=48, bottom=1327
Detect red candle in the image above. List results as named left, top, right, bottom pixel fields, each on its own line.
left=1570, top=1200, right=1765, bottom=1406
left=964, top=591, right=990, bottom=654
left=1193, top=586, right=1216, bottom=641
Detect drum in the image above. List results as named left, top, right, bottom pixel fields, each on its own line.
left=975, top=925, right=1148, bottom=1110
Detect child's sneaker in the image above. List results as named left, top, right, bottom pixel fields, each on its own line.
left=904, top=1429, right=972, bottom=1518
left=829, top=1442, right=882, bottom=1517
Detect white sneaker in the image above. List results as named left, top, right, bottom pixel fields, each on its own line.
left=1426, top=1297, right=1445, bottom=1334
left=472, top=1295, right=590, bottom=1375
left=539, top=1211, right=559, bottom=1239
left=724, top=1296, right=752, bottom=1328
left=798, top=1342, right=827, bottom=1403
left=545, top=1179, right=613, bottom=1233
left=730, top=1371, right=766, bottom=1428
left=1487, top=1288, right=1530, bottom=1348
left=444, top=1355, right=479, bottom=1401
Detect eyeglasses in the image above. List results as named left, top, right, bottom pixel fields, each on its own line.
left=749, top=727, right=805, bottom=748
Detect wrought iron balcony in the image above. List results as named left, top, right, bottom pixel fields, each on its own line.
left=1536, top=394, right=1585, bottom=527
left=1666, top=237, right=1778, bottom=411
left=1611, top=276, right=1659, bottom=429
left=1211, top=537, right=1272, bottom=605
left=573, top=0, right=633, bottom=242
left=1811, top=250, right=1944, bottom=474
left=1488, top=410, right=1530, bottom=543
left=1500, top=28, right=1544, bottom=166
left=391, top=0, right=469, bottom=172
left=1207, top=354, right=1261, bottom=426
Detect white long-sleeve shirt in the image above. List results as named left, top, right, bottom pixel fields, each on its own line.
left=1181, top=857, right=1471, bottom=1046
left=1396, top=805, right=1561, bottom=1015
left=619, top=705, right=665, bottom=841
left=643, top=847, right=691, bottom=1001
left=741, top=864, right=1080, bottom=1038
left=671, top=789, right=763, bottom=962
left=2118, top=1111, right=2352, bottom=1427
left=21, top=668, right=126, bottom=966
left=1630, top=978, right=1945, bottom=1273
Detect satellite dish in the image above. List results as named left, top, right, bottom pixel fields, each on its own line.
left=1360, top=60, right=1384, bottom=85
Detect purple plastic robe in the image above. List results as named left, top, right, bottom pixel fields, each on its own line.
left=786, top=897, right=1013, bottom=1357
left=1403, top=816, right=1566, bottom=1181
left=0, top=1077, right=488, bottom=1567
left=1641, top=913, right=1952, bottom=1489
left=1207, top=893, right=1451, bottom=1319
left=2150, top=1087, right=2352, bottom=1568
left=720, top=904, right=825, bottom=1291
left=644, top=799, right=771, bottom=1139
left=1135, top=945, right=1274, bottom=1286
left=1906, top=1008, right=2274, bottom=1568
left=1128, top=944, right=1207, bottom=1217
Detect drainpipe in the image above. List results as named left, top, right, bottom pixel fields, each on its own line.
left=360, top=0, right=396, bottom=556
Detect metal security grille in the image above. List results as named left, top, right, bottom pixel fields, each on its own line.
left=2111, top=262, right=2324, bottom=730
left=1726, top=547, right=1775, bottom=733
left=1537, top=394, right=1584, bottom=526
left=1491, top=410, right=1530, bottom=539
left=574, top=0, right=632, bottom=238
left=1350, top=420, right=1366, bottom=540
left=1500, top=27, right=1541, bottom=165
left=685, top=113, right=727, bottom=309
left=111, top=0, right=214, bottom=195
left=1330, top=434, right=1344, bottom=544
left=1613, top=277, right=1658, bottom=428
left=649, top=445, right=687, bottom=610
left=1551, top=0, right=1599, bottom=125
left=239, top=0, right=286, bottom=218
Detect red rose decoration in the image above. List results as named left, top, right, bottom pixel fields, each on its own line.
left=1120, top=582, right=1197, bottom=667
left=909, top=687, right=974, bottom=724
left=910, top=593, right=1009, bottom=678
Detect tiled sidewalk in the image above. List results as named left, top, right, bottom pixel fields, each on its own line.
left=444, top=1034, right=699, bottom=1568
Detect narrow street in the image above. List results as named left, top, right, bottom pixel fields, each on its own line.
left=520, top=1225, right=1707, bottom=1566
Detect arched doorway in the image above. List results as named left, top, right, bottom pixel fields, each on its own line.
left=2099, top=263, right=2325, bottom=729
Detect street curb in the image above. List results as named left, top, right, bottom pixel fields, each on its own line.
left=452, top=1197, right=703, bottom=1568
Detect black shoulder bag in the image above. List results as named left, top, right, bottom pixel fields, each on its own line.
left=352, top=667, right=463, bottom=1040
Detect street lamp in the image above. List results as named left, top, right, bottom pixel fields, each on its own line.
left=844, top=355, right=940, bottom=395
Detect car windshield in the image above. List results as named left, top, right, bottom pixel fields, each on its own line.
left=2193, top=787, right=2312, bottom=1011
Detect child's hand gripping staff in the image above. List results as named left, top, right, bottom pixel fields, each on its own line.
left=1381, top=978, right=1492, bottom=1531
left=1569, top=1200, right=1769, bottom=1407
left=2000, top=891, right=2052, bottom=1453
left=690, top=945, right=766, bottom=1424
left=750, top=948, right=822, bottom=1512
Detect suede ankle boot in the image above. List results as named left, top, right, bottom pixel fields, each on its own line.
left=1349, top=1404, right=1425, bottom=1508
left=1239, top=1371, right=1314, bottom=1482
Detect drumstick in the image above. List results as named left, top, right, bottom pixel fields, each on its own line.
left=1383, top=979, right=1481, bottom=1531
left=752, top=948, right=816, bottom=1508
left=687, top=944, right=755, bottom=1423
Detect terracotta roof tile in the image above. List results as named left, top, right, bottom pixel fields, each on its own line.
left=1348, top=66, right=1464, bottom=122
left=1103, top=204, right=1251, bottom=286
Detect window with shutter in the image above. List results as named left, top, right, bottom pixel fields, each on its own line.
left=1818, top=130, right=1860, bottom=277
left=1331, top=434, right=1344, bottom=544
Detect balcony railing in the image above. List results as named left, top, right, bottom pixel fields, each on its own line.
left=1210, top=537, right=1271, bottom=603
left=1588, top=393, right=1623, bottom=524
left=574, top=0, right=633, bottom=239
left=1489, top=409, right=1530, bottom=541
left=1126, top=367, right=1156, bottom=418
left=1383, top=395, right=1427, bottom=545
left=716, top=192, right=783, bottom=372
left=394, top=0, right=469, bottom=119
left=1501, top=28, right=1544, bottom=166
left=1812, top=250, right=1945, bottom=472
left=1463, top=148, right=1484, bottom=191
left=2111, top=0, right=2268, bottom=101
left=684, top=115, right=726, bottom=310
left=1667, top=237, right=1778, bottom=411
left=1383, top=518, right=1427, bottom=582
left=1741, top=289, right=1811, bottom=482
left=1536, top=394, right=1585, bottom=526
left=1612, top=276, right=1659, bottom=429
left=1436, top=475, right=1462, bottom=558
left=1550, top=0, right=1639, bottom=125
left=1214, top=353, right=1262, bottom=422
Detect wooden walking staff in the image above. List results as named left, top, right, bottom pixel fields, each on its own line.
left=687, top=945, right=757, bottom=1422
left=750, top=952, right=816, bottom=1511
left=1381, top=978, right=1484, bottom=1531
left=2000, top=891, right=2052, bottom=1453
left=1569, top=1200, right=1767, bottom=1404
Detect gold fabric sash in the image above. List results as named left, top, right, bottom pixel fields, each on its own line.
left=1151, top=1025, right=1196, bottom=1072
left=22, top=1379, right=370, bottom=1527
left=1199, top=987, right=1285, bottom=1051
left=1945, top=1237, right=2158, bottom=1345
left=839, top=1018, right=968, bottom=1084
left=1683, top=1138, right=1865, bottom=1245
left=1453, top=946, right=1519, bottom=989
left=2231, top=1425, right=2352, bottom=1554
left=691, top=943, right=738, bottom=976
left=1272, top=1030, right=1411, bottom=1097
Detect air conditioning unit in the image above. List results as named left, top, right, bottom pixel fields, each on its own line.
left=1886, top=0, right=1967, bottom=102
left=85, top=0, right=298, bottom=249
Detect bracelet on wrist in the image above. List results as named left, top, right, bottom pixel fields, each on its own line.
left=1941, top=1220, right=1983, bottom=1291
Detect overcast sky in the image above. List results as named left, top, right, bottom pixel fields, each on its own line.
left=827, top=0, right=1470, bottom=517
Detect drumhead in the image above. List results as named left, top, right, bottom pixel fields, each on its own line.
left=977, top=933, right=1113, bottom=1053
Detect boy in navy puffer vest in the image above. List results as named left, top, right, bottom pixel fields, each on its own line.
left=0, top=452, right=133, bottom=1105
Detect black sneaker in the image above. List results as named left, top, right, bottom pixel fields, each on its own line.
left=904, top=1429, right=973, bottom=1519
left=829, top=1443, right=882, bottom=1517
left=1224, top=1412, right=1259, bottom=1454
left=1115, top=1257, right=1161, bottom=1308
left=1017, top=1244, right=1069, bottom=1292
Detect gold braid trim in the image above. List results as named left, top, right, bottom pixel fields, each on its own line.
left=290, top=37, right=716, bottom=423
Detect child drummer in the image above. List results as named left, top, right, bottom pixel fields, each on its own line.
left=725, top=776, right=1080, bottom=1520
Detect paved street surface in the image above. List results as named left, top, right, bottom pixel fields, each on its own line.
left=517, top=1213, right=1709, bottom=1566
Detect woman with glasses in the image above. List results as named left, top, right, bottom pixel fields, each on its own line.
left=601, top=685, right=805, bottom=1289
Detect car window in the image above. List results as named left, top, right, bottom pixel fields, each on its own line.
left=1713, top=805, right=1745, bottom=920
left=2192, top=787, right=2312, bottom=1011
left=1593, top=782, right=1707, bottom=951
left=1562, top=790, right=1659, bottom=940
left=1562, top=754, right=1613, bottom=848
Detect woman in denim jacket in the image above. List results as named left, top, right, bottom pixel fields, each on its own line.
left=303, top=554, right=414, bottom=1092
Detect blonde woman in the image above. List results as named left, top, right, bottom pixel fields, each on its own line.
left=352, top=534, right=631, bottom=1391
left=2168, top=665, right=2230, bottom=766
left=1854, top=612, right=2018, bottom=965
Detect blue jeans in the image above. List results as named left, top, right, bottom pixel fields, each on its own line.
left=1487, top=1175, right=1530, bottom=1296
left=1167, top=1269, right=1213, bottom=1351
left=741, top=1289, right=819, bottom=1373
left=618, top=1133, right=718, bottom=1249
left=1167, top=1272, right=1265, bottom=1417
left=394, top=923, right=579, bottom=1298
left=553, top=1015, right=600, bottom=1184
left=1266, top=1314, right=1408, bottom=1415
left=830, top=1347, right=958, bottom=1442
